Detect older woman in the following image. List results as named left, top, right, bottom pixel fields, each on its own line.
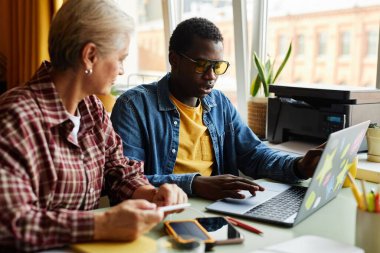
left=0, top=0, right=187, bottom=251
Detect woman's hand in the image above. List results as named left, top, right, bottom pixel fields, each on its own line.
left=94, top=199, right=163, bottom=241
left=153, top=183, right=188, bottom=209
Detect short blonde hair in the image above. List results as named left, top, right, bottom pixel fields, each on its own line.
left=49, top=0, right=134, bottom=71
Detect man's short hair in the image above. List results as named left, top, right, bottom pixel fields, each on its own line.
left=169, top=17, right=223, bottom=53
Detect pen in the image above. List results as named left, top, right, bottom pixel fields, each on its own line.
left=360, top=180, right=368, bottom=211
left=157, top=203, right=191, bottom=212
left=367, top=189, right=376, bottom=212
left=225, top=216, right=263, bottom=235
left=347, top=172, right=365, bottom=210
left=375, top=185, right=380, bottom=213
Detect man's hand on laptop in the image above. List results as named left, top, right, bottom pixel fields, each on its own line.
left=192, top=174, right=265, bottom=200
left=296, top=143, right=325, bottom=179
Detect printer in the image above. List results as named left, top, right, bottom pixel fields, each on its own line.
left=267, top=84, right=380, bottom=145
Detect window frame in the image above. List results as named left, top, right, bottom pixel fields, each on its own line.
left=161, top=0, right=380, bottom=116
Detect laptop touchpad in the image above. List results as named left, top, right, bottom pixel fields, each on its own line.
left=210, top=182, right=291, bottom=214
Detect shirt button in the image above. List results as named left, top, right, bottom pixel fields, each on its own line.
left=89, top=188, right=94, bottom=193
left=174, top=121, right=178, bottom=125
left=171, top=149, right=176, bottom=154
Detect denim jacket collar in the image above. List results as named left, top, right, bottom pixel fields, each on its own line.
left=157, top=73, right=217, bottom=113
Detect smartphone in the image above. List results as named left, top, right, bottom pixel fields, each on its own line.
left=164, top=220, right=215, bottom=250
left=157, top=203, right=191, bottom=212
left=196, top=217, right=244, bottom=245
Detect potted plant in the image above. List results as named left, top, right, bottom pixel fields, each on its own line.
left=367, top=123, right=380, bottom=162
left=247, top=43, right=292, bottom=139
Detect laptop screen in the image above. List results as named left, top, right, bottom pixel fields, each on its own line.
left=294, top=121, right=369, bottom=225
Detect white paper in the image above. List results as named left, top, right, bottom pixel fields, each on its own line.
left=252, top=235, right=364, bottom=253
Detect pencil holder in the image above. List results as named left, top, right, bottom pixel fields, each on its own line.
left=355, top=208, right=380, bottom=253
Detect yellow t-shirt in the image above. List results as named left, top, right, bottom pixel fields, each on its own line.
left=170, top=95, right=214, bottom=176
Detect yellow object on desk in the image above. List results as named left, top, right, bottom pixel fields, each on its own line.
left=71, top=236, right=156, bottom=253
left=343, top=156, right=358, bottom=188
left=347, top=172, right=366, bottom=211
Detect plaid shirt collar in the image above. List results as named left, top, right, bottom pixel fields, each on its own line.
left=27, top=61, right=95, bottom=133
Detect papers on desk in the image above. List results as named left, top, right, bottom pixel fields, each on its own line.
left=71, top=236, right=156, bottom=253
left=356, top=153, right=380, bottom=183
left=252, top=235, right=363, bottom=253
left=265, top=140, right=318, bottom=156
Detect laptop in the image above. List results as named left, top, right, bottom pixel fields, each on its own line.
left=206, top=121, right=370, bottom=227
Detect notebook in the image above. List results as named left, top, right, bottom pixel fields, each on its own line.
left=252, top=235, right=364, bottom=253
left=206, top=121, right=370, bottom=227
left=71, top=235, right=156, bottom=253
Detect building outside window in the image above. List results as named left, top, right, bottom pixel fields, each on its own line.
left=296, top=34, right=305, bottom=57
left=267, top=0, right=380, bottom=87
left=113, top=0, right=380, bottom=104
left=113, top=0, right=166, bottom=91
left=277, top=35, right=288, bottom=57
left=367, top=30, right=378, bottom=57
left=317, top=32, right=328, bottom=57
left=340, top=31, right=351, bottom=57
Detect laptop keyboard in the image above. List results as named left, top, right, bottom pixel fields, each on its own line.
left=244, top=186, right=307, bottom=221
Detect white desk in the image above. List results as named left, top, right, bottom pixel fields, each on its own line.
left=62, top=140, right=377, bottom=252
left=148, top=184, right=361, bottom=253
left=45, top=180, right=370, bottom=253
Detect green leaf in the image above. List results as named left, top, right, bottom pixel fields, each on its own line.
left=265, top=58, right=271, bottom=74
left=273, top=42, right=292, bottom=83
left=250, top=74, right=261, bottom=96
left=253, top=52, right=268, bottom=95
left=267, top=58, right=276, bottom=84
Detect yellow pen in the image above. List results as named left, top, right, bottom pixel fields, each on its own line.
left=367, top=189, right=376, bottom=212
left=360, top=180, right=368, bottom=211
left=347, top=172, right=365, bottom=210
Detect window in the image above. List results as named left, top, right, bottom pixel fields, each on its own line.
left=114, top=0, right=166, bottom=91
left=278, top=35, right=288, bottom=57
left=111, top=0, right=380, bottom=116
left=317, top=32, right=328, bottom=57
left=267, top=0, right=380, bottom=87
left=340, top=31, right=351, bottom=57
left=367, top=30, right=378, bottom=57
left=296, top=34, right=305, bottom=56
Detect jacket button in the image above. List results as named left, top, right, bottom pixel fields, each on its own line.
left=174, top=121, right=178, bottom=125
left=171, top=149, right=176, bottom=153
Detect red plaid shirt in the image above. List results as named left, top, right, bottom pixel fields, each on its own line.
left=0, top=62, right=150, bottom=252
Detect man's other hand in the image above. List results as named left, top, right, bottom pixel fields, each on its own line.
left=296, top=143, right=325, bottom=179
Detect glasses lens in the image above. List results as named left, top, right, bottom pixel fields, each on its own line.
left=194, top=60, right=209, bottom=74
left=188, top=55, right=229, bottom=75
left=214, top=61, right=229, bottom=75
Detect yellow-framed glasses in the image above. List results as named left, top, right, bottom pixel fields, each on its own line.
left=178, top=52, right=230, bottom=75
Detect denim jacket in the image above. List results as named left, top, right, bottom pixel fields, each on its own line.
left=111, top=73, right=301, bottom=195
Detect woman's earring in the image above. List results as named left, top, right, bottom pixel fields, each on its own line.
left=85, top=69, right=93, bottom=75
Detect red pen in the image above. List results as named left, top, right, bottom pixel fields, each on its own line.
left=375, top=186, right=380, bottom=213
left=225, top=216, right=263, bottom=235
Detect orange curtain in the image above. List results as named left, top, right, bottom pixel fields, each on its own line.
left=0, top=0, right=63, bottom=91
